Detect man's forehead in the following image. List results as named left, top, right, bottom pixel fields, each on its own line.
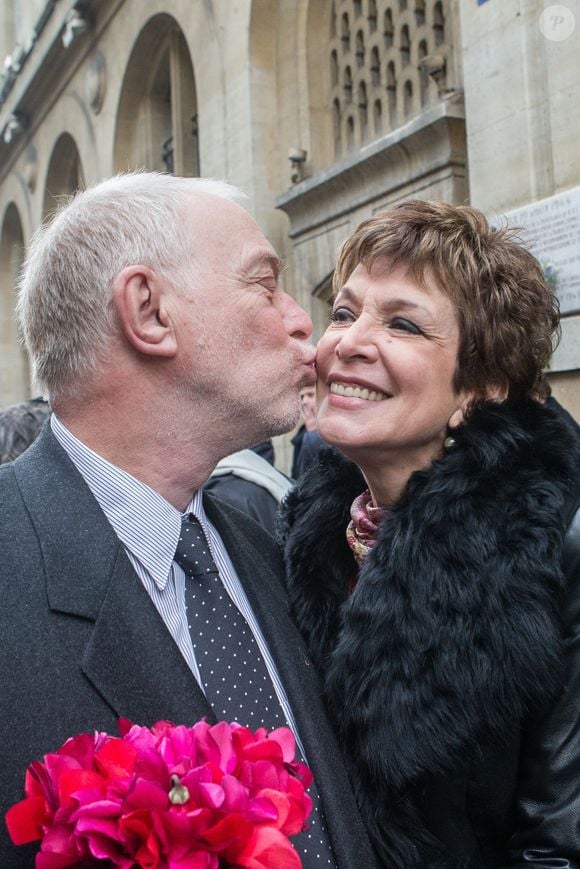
left=181, top=194, right=280, bottom=274
left=184, top=191, right=229, bottom=217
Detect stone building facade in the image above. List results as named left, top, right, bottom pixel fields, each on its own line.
left=0, top=0, right=579, bottom=455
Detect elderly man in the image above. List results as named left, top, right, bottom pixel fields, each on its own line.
left=0, top=174, right=375, bottom=868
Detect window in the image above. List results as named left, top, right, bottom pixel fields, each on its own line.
left=414, top=0, right=426, bottom=26
left=433, top=2, right=445, bottom=45
left=359, top=81, right=369, bottom=139
left=384, top=8, right=394, bottom=47
left=342, top=13, right=351, bottom=51
left=370, top=46, right=381, bottom=85
left=400, top=24, right=410, bottom=66
left=328, top=0, right=453, bottom=155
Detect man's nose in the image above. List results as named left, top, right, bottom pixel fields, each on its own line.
left=280, top=292, right=313, bottom=341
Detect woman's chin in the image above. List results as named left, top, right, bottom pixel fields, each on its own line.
left=318, top=424, right=372, bottom=462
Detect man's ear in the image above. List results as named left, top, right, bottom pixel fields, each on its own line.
left=112, top=266, right=177, bottom=358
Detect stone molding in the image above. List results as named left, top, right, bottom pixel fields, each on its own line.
left=276, top=95, right=466, bottom=239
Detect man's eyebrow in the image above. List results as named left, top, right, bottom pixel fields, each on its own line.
left=245, top=251, right=284, bottom=277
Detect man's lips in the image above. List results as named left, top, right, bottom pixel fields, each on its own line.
left=304, top=350, right=317, bottom=368
left=298, top=353, right=317, bottom=385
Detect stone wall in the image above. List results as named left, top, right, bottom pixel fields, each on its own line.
left=460, top=0, right=580, bottom=419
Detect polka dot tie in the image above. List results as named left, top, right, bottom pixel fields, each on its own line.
left=174, top=514, right=336, bottom=867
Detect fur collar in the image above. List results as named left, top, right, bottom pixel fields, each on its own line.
left=280, top=399, right=579, bottom=866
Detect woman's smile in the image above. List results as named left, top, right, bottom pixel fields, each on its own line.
left=329, top=381, right=389, bottom=401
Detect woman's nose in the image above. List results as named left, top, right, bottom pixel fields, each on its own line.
left=335, top=316, right=378, bottom=362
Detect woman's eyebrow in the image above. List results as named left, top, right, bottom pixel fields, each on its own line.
left=382, top=298, right=430, bottom=313
left=334, top=285, right=357, bottom=302
left=336, top=286, right=429, bottom=314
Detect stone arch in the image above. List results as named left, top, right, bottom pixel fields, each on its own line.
left=42, top=133, right=84, bottom=219
left=0, top=203, right=29, bottom=405
left=114, top=14, right=199, bottom=176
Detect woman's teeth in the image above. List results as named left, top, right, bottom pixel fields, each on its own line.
left=330, top=382, right=387, bottom=401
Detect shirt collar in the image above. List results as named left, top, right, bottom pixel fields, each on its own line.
left=50, top=414, right=207, bottom=590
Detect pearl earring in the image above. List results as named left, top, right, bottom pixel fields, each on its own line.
left=444, top=435, right=457, bottom=450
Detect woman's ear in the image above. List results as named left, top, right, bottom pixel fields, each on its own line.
left=112, top=266, right=177, bottom=358
left=447, top=388, right=476, bottom=430
left=448, top=405, right=468, bottom=430
left=448, top=381, right=509, bottom=430
left=486, top=381, right=509, bottom=402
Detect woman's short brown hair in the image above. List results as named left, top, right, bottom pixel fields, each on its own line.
left=334, top=200, right=560, bottom=401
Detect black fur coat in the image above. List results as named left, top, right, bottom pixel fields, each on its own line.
left=280, top=399, right=580, bottom=868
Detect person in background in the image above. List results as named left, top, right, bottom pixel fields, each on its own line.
left=280, top=200, right=580, bottom=868
left=204, top=439, right=292, bottom=536
left=0, top=172, right=376, bottom=869
left=291, top=384, right=325, bottom=477
left=0, top=397, right=51, bottom=463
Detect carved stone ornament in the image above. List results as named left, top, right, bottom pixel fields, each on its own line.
left=23, top=144, right=38, bottom=192
left=85, top=52, right=106, bottom=114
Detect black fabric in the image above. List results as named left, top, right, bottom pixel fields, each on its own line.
left=280, top=398, right=580, bottom=869
left=0, top=425, right=377, bottom=869
left=291, top=424, right=306, bottom=479
left=295, top=429, right=325, bottom=478
left=251, top=439, right=276, bottom=464
left=292, top=426, right=326, bottom=479
left=204, top=473, right=280, bottom=536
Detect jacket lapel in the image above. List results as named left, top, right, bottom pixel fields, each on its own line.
left=81, top=549, right=214, bottom=726
left=15, top=426, right=212, bottom=726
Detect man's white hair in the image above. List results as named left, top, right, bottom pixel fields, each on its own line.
left=17, top=172, right=246, bottom=400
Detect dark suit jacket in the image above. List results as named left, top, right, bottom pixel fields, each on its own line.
left=0, top=426, right=376, bottom=868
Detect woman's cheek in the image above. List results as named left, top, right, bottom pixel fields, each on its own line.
left=315, top=332, right=336, bottom=371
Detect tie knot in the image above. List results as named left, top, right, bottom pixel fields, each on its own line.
left=174, top=514, right=219, bottom=579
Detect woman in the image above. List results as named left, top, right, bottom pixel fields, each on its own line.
left=280, top=201, right=580, bottom=868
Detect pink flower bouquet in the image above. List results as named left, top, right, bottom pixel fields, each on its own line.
left=5, top=719, right=313, bottom=868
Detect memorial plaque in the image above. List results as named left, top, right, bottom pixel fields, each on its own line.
left=498, top=186, right=580, bottom=315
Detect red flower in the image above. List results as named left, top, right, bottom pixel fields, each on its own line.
left=5, top=721, right=313, bottom=868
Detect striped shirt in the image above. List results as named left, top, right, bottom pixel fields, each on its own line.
left=50, top=414, right=305, bottom=755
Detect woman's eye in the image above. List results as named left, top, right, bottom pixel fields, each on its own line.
left=390, top=317, right=422, bottom=335
left=329, top=307, right=355, bottom=323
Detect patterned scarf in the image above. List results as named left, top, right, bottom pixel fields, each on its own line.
left=346, top=489, right=386, bottom=565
